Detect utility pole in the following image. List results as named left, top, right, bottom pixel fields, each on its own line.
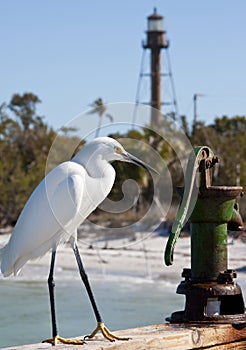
left=193, top=93, right=204, bottom=136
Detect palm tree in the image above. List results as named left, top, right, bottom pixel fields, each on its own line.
left=88, top=98, right=113, bottom=137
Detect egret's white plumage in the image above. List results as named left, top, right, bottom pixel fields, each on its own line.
left=0, top=136, right=157, bottom=344
left=0, top=137, right=125, bottom=276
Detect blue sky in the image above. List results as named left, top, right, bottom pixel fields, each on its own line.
left=1, top=0, right=246, bottom=132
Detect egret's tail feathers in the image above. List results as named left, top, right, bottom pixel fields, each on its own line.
left=0, top=245, right=5, bottom=271
left=0, top=245, right=12, bottom=277
left=0, top=243, right=18, bottom=276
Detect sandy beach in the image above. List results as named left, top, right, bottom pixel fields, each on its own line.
left=0, top=223, right=246, bottom=289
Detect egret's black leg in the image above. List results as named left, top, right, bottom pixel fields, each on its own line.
left=48, top=250, right=58, bottom=339
left=73, top=243, right=129, bottom=342
left=73, top=243, right=102, bottom=323
left=43, top=249, right=85, bottom=346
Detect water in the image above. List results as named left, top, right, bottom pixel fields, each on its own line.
left=0, top=278, right=183, bottom=348
left=1, top=237, right=245, bottom=349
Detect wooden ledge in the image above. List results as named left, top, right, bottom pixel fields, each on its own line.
left=3, top=323, right=246, bottom=350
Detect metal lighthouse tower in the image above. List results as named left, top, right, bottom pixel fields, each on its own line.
left=134, top=8, right=178, bottom=127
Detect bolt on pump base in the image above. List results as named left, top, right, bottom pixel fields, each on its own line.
left=164, top=146, right=246, bottom=324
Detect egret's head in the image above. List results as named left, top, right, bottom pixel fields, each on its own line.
left=85, top=137, right=159, bottom=175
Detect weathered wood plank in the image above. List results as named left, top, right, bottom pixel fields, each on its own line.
left=2, top=323, right=246, bottom=350
left=205, top=340, right=246, bottom=350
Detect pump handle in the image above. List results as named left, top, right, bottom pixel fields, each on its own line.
left=164, top=146, right=214, bottom=266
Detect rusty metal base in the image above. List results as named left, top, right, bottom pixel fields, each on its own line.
left=167, top=310, right=246, bottom=324
left=167, top=279, right=246, bottom=324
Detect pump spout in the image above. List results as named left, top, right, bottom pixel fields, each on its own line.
left=228, top=204, right=244, bottom=231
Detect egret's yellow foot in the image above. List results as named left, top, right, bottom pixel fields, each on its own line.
left=42, top=335, right=85, bottom=346
left=84, top=322, right=129, bottom=342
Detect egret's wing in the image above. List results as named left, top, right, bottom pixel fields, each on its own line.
left=1, top=162, right=86, bottom=276
left=48, top=173, right=86, bottom=231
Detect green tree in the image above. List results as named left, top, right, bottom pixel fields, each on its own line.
left=190, top=115, right=246, bottom=220
left=191, top=116, right=246, bottom=187
left=0, top=93, right=56, bottom=227
left=88, top=98, right=113, bottom=137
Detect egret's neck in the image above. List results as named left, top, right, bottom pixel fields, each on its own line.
left=73, top=152, right=115, bottom=179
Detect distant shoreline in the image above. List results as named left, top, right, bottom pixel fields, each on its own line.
left=1, top=229, right=246, bottom=289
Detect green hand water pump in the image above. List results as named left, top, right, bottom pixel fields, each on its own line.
left=165, top=146, right=246, bottom=323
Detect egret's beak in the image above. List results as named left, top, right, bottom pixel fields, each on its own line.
left=124, top=152, right=159, bottom=175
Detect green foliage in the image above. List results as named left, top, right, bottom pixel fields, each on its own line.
left=191, top=115, right=246, bottom=188
left=210, top=116, right=246, bottom=189
left=46, top=134, right=83, bottom=173
left=88, top=98, right=113, bottom=137
left=107, top=124, right=179, bottom=209
left=189, top=115, right=246, bottom=220
left=0, top=93, right=56, bottom=227
left=1, top=92, right=245, bottom=227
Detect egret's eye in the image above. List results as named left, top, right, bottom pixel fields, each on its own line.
left=114, top=146, right=123, bottom=154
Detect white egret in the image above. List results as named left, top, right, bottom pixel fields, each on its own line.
left=0, top=137, right=158, bottom=345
